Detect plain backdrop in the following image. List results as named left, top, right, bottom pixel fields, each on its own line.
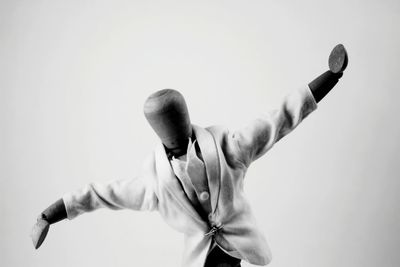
left=1, top=1, right=400, bottom=266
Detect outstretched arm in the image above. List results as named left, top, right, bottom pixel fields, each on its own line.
left=31, top=154, right=159, bottom=249
left=226, top=44, right=348, bottom=166
left=227, top=84, right=317, bottom=166
left=62, top=176, right=158, bottom=219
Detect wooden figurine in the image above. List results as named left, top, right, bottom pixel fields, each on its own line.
left=32, top=44, right=348, bottom=267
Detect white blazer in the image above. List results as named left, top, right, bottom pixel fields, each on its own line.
left=63, top=86, right=318, bottom=267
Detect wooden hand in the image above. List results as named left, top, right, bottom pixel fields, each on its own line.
left=329, top=44, right=348, bottom=73
left=31, top=216, right=50, bottom=249
left=31, top=199, right=67, bottom=249
left=309, top=44, right=348, bottom=103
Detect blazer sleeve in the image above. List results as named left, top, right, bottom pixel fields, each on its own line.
left=227, top=85, right=318, bottom=167
left=62, top=155, right=158, bottom=220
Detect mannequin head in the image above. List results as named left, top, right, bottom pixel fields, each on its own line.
left=143, top=89, right=192, bottom=157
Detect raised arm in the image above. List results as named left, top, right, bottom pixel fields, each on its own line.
left=227, top=85, right=318, bottom=166
left=226, top=44, right=348, bottom=167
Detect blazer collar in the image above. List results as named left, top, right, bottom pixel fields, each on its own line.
left=192, top=125, right=221, bottom=215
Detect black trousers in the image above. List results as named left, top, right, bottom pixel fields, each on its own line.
left=204, top=246, right=241, bottom=267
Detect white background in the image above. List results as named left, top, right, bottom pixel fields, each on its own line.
left=1, top=1, right=400, bottom=266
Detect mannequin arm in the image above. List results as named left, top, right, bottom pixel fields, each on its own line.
left=309, top=71, right=343, bottom=103
left=62, top=176, right=158, bottom=219
left=42, top=198, right=67, bottom=223
left=32, top=154, right=158, bottom=249
left=227, top=85, right=317, bottom=166
left=226, top=44, right=348, bottom=166
left=31, top=176, right=158, bottom=249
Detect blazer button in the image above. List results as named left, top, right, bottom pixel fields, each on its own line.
left=199, top=191, right=209, bottom=201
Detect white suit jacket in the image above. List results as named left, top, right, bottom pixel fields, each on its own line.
left=63, top=86, right=318, bottom=267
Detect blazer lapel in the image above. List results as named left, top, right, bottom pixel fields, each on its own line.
left=154, top=142, right=204, bottom=224
left=192, top=125, right=221, bottom=215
